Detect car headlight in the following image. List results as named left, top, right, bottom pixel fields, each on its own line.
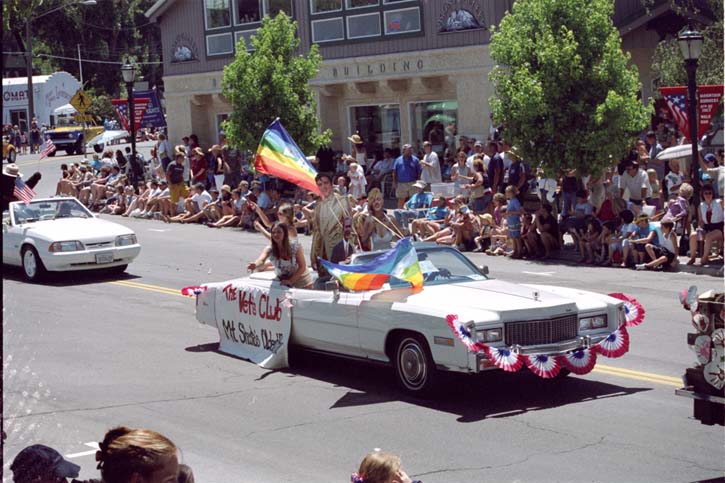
left=579, top=315, right=607, bottom=330
left=115, top=234, right=137, bottom=246
left=49, top=241, right=84, bottom=252
left=477, top=328, right=503, bottom=343
left=68, top=133, right=74, bottom=139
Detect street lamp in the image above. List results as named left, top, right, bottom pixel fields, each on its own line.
left=25, top=0, right=96, bottom=133
left=677, top=26, right=704, bottom=205
left=121, top=62, right=137, bottom=172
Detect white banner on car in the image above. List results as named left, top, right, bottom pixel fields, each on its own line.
left=210, top=281, right=291, bottom=369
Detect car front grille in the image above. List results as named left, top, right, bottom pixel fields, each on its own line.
left=85, top=241, right=113, bottom=249
left=504, top=315, right=578, bottom=346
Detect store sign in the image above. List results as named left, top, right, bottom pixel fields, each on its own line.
left=438, top=0, right=486, bottom=33
left=171, top=33, right=198, bottom=63
left=331, top=59, right=425, bottom=79
left=3, top=88, right=28, bottom=105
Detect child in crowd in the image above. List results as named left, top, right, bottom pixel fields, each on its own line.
left=473, top=213, right=494, bottom=252
left=533, top=203, right=559, bottom=258
left=521, top=213, right=540, bottom=257
left=646, top=168, right=663, bottom=210
left=622, top=213, right=657, bottom=267
left=492, top=192, right=506, bottom=227
left=352, top=451, right=418, bottom=483
left=579, top=217, right=602, bottom=264
left=347, top=162, right=366, bottom=199
left=336, top=176, right=348, bottom=196
left=637, top=218, right=678, bottom=271
left=504, top=185, right=523, bottom=258
left=617, top=209, right=637, bottom=266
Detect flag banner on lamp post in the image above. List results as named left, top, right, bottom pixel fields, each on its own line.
left=660, top=85, right=724, bottom=141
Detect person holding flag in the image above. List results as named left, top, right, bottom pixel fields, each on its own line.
left=1, top=164, right=40, bottom=211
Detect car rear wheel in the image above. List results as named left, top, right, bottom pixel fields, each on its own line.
left=394, top=334, right=438, bottom=396
left=65, top=147, right=75, bottom=156
left=22, top=246, right=47, bottom=282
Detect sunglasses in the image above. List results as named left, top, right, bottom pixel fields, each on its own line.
left=703, top=192, right=713, bottom=196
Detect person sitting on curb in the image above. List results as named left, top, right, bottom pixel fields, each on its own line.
left=636, top=217, right=678, bottom=271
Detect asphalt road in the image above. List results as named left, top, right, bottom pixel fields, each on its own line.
left=3, top=149, right=724, bottom=482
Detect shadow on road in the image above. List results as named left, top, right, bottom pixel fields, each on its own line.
left=2, top=265, right=141, bottom=286
left=183, top=342, right=651, bottom=423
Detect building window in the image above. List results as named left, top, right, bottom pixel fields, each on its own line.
left=266, top=0, right=292, bottom=16
left=350, top=104, right=401, bottom=158
left=346, top=12, right=380, bottom=39
left=207, top=32, right=234, bottom=55
left=409, top=101, right=458, bottom=157
left=235, top=29, right=257, bottom=51
left=235, top=0, right=261, bottom=24
left=310, top=0, right=342, bottom=14
left=384, top=7, right=420, bottom=34
left=312, top=17, right=344, bottom=42
left=205, top=0, right=231, bottom=29
left=346, top=0, right=378, bottom=9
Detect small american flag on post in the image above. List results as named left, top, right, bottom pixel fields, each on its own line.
left=14, top=177, right=36, bottom=205
left=660, top=86, right=690, bottom=141
left=39, top=138, right=56, bottom=160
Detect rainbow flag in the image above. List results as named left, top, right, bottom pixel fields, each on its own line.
left=254, top=119, right=320, bottom=194
left=319, top=238, right=424, bottom=291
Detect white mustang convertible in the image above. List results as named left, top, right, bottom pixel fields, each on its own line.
left=194, top=245, right=627, bottom=395
left=3, top=197, right=141, bottom=281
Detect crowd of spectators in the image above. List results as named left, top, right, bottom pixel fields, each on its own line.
left=53, top=123, right=724, bottom=272
left=9, top=429, right=418, bottom=483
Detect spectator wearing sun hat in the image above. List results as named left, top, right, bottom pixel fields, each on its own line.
left=348, top=133, right=368, bottom=170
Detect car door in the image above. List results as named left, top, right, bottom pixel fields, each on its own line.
left=290, top=287, right=365, bottom=357
left=2, top=209, right=22, bottom=266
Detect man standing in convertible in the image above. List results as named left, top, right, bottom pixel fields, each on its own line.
left=310, top=172, right=354, bottom=285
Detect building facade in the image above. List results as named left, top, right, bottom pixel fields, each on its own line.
left=146, top=0, right=680, bottom=154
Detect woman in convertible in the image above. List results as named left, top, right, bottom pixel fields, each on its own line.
left=247, top=222, right=314, bottom=288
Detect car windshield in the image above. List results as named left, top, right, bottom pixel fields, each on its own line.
left=12, top=199, right=91, bottom=224
left=350, top=246, right=488, bottom=287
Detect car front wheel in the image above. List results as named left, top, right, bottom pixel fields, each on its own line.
left=394, top=334, right=438, bottom=396
left=8, top=149, right=16, bottom=163
left=22, top=246, right=47, bottom=282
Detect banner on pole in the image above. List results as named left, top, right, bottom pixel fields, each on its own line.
left=111, top=97, right=150, bottom=132
left=660, top=85, right=723, bottom=142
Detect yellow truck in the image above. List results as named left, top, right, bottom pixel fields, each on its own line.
left=43, top=104, right=104, bottom=156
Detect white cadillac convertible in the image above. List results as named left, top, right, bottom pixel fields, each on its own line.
left=3, top=197, right=141, bottom=281
left=194, top=245, right=629, bottom=395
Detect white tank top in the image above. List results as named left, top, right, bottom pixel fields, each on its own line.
left=700, top=199, right=724, bottom=224
left=660, top=232, right=676, bottom=254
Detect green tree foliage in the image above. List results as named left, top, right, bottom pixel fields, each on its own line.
left=221, top=13, right=331, bottom=154
left=2, top=0, right=162, bottom=98
left=651, top=0, right=724, bottom=88
left=489, top=0, right=651, bottom=176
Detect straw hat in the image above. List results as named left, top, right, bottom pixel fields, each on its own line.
left=192, top=147, right=204, bottom=157
left=208, top=144, right=222, bottom=153
left=174, top=145, right=186, bottom=156
left=348, top=134, right=364, bottom=145
left=507, top=146, right=522, bottom=161
left=3, top=163, right=22, bottom=177
left=221, top=184, right=232, bottom=193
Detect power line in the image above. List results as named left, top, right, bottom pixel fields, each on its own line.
left=2, top=51, right=162, bottom=65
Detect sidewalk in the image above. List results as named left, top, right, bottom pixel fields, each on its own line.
left=550, top=235, right=723, bottom=277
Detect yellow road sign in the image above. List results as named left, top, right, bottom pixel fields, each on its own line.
left=70, top=89, right=91, bottom=113
left=74, top=113, right=94, bottom=123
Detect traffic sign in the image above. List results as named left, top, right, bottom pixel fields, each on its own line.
left=70, top=89, right=91, bottom=113
left=74, top=113, right=94, bottom=123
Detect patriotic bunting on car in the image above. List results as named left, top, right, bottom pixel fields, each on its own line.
left=525, top=354, right=561, bottom=378
left=445, top=314, right=486, bottom=353
left=445, top=292, right=643, bottom=379
left=557, top=349, right=597, bottom=375
left=592, top=325, right=630, bottom=358
left=482, top=345, right=524, bottom=372
left=181, top=285, right=207, bottom=297
left=608, top=293, right=645, bottom=327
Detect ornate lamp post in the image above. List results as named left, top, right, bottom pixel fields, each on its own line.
left=677, top=26, right=704, bottom=205
left=121, top=62, right=137, bottom=170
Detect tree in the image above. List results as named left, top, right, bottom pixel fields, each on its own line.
left=489, top=0, right=651, bottom=176
left=650, top=0, right=724, bottom=88
left=221, top=12, right=331, bottom=154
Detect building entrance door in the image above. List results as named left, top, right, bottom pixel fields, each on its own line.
left=10, top=110, right=28, bottom=133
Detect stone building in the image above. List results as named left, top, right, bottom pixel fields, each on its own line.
left=145, top=0, right=690, bottom=155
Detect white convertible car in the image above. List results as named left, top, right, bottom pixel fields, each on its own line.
left=3, top=197, right=141, bottom=281
left=195, top=245, right=628, bottom=395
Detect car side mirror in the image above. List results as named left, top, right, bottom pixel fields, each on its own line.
left=478, top=265, right=489, bottom=276
left=324, top=280, right=340, bottom=302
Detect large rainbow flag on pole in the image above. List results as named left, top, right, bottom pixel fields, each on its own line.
left=254, top=118, right=321, bottom=195
left=319, top=238, right=424, bottom=291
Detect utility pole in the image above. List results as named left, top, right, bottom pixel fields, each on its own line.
left=25, top=19, right=34, bottom=131
left=78, top=44, right=83, bottom=86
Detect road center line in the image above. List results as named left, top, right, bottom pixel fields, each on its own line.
left=65, top=442, right=100, bottom=458
left=109, top=280, right=682, bottom=388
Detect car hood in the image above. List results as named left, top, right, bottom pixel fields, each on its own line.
left=386, top=279, right=580, bottom=322
left=23, top=218, right=134, bottom=241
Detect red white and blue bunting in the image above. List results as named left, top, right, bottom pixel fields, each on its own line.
left=445, top=293, right=644, bottom=379
left=181, top=285, right=207, bottom=297
left=608, top=292, right=645, bottom=327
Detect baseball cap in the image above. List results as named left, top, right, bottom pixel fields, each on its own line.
left=704, top=153, right=716, bottom=163
left=11, top=444, right=80, bottom=482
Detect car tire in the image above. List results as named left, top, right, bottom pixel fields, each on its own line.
left=8, top=149, right=16, bottom=163
left=394, top=333, right=438, bottom=397
left=21, top=246, right=47, bottom=283
left=65, top=147, right=75, bottom=156
left=555, top=368, right=571, bottom=379
left=47, top=149, right=56, bottom=157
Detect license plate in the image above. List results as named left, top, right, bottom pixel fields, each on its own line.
left=95, top=252, right=114, bottom=264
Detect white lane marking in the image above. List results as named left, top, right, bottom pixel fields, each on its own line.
left=65, top=441, right=100, bottom=458
left=521, top=271, right=555, bottom=277
left=148, top=229, right=170, bottom=232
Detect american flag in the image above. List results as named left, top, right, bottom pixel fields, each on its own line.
left=39, top=138, right=56, bottom=160
left=661, top=88, right=689, bottom=140
left=14, top=177, right=36, bottom=205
